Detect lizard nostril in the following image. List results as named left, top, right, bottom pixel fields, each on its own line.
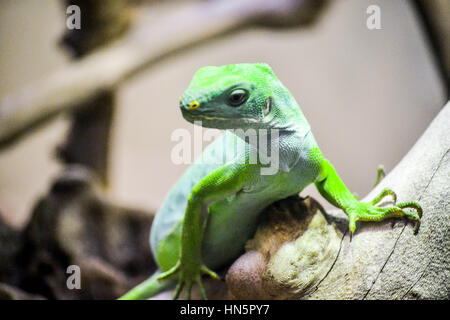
left=188, top=101, right=200, bottom=110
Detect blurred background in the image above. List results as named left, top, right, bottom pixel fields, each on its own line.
left=0, top=0, right=448, bottom=299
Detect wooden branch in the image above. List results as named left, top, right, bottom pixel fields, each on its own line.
left=0, top=0, right=327, bottom=147
left=224, top=101, right=450, bottom=300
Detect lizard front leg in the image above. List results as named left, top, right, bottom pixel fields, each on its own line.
left=158, top=162, right=254, bottom=300
left=313, top=152, right=422, bottom=235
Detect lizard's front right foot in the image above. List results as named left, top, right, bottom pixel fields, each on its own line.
left=346, top=188, right=422, bottom=235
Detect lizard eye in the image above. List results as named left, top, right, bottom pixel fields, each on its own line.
left=228, top=89, right=249, bottom=106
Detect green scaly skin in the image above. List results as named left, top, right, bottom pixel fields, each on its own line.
left=119, top=63, right=422, bottom=300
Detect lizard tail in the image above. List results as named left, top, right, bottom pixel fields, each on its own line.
left=118, top=270, right=175, bottom=300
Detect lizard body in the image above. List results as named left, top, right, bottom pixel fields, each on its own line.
left=120, top=63, right=421, bottom=300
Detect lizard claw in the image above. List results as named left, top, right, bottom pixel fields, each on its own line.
left=373, top=165, right=386, bottom=187
left=201, top=265, right=220, bottom=281
left=370, top=188, right=397, bottom=205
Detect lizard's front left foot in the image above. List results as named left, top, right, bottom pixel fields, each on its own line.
left=158, top=260, right=220, bottom=300
left=346, top=188, right=422, bottom=235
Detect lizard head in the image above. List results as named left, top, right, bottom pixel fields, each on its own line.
left=180, top=63, right=299, bottom=130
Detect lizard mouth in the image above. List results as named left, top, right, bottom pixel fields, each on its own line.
left=181, top=109, right=259, bottom=124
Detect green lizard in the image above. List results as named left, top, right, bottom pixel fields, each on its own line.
left=119, top=63, right=421, bottom=300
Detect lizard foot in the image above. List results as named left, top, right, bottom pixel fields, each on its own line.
left=346, top=188, right=422, bottom=235
left=158, top=261, right=220, bottom=300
